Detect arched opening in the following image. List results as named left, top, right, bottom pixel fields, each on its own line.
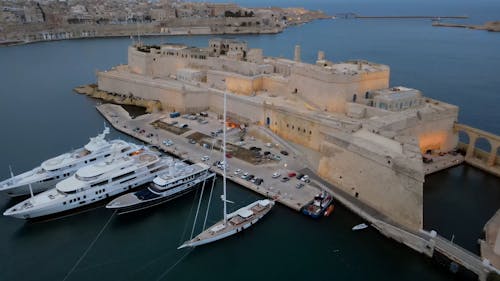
left=293, top=88, right=298, bottom=94
left=266, top=117, right=270, bottom=127
left=365, top=91, right=370, bottom=99
left=352, top=94, right=357, bottom=102
left=474, top=137, right=492, bottom=160
left=457, top=131, right=470, bottom=155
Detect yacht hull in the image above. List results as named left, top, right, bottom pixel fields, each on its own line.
left=178, top=199, right=274, bottom=249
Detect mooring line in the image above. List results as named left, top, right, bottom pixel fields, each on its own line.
left=62, top=210, right=116, bottom=281
left=154, top=249, right=193, bottom=281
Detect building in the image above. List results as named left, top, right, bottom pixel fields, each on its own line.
left=97, top=40, right=459, bottom=230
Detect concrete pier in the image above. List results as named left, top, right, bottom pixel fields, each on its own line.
left=96, top=103, right=321, bottom=211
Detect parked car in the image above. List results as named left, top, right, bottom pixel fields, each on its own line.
left=246, top=175, right=255, bottom=182
left=300, top=175, right=310, bottom=182
left=296, top=182, right=305, bottom=189
left=296, top=174, right=304, bottom=180
left=280, top=150, right=289, bottom=156
left=288, top=172, right=296, bottom=178
left=272, top=172, right=281, bottom=178
left=188, top=139, right=196, bottom=144
left=280, top=177, right=290, bottom=183
left=201, top=156, right=210, bottom=162
left=226, top=153, right=233, bottom=158
left=162, top=139, right=173, bottom=146
left=241, top=172, right=249, bottom=179
left=234, top=169, right=242, bottom=175
left=255, top=178, right=263, bottom=185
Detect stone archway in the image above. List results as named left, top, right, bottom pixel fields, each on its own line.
left=474, top=137, right=492, bottom=160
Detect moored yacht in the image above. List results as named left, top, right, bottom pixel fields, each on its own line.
left=3, top=147, right=171, bottom=219
left=106, top=161, right=215, bottom=214
left=0, top=128, right=139, bottom=197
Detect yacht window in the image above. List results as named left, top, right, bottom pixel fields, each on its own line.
left=91, top=181, right=107, bottom=187
left=112, top=171, right=134, bottom=182
left=105, top=154, right=111, bottom=157
left=89, top=158, right=96, bottom=162
left=42, top=177, right=55, bottom=182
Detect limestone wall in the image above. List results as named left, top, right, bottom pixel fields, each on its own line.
left=288, top=68, right=390, bottom=113
left=317, top=132, right=424, bottom=230
left=98, top=71, right=188, bottom=112
left=209, top=93, right=264, bottom=124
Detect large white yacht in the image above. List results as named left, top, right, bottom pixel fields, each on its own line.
left=106, top=161, right=215, bottom=214
left=0, top=127, right=139, bottom=197
left=3, top=147, right=171, bottom=219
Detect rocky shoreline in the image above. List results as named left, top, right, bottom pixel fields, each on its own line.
left=74, top=84, right=162, bottom=113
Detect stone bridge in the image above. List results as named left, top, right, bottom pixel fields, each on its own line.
left=454, top=123, right=500, bottom=177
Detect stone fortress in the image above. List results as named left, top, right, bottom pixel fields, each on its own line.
left=97, top=39, right=460, bottom=231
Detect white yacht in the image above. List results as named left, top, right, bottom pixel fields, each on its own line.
left=0, top=127, right=139, bottom=197
left=106, top=161, right=215, bottom=214
left=3, top=147, right=171, bottom=219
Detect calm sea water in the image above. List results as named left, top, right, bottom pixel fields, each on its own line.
left=0, top=1, right=499, bottom=280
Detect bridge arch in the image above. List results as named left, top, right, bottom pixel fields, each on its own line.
left=473, top=137, right=492, bottom=160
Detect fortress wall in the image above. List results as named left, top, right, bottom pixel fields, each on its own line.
left=289, top=73, right=358, bottom=112
left=264, top=106, right=328, bottom=151
left=262, top=76, right=288, bottom=94
left=207, top=71, right=227, bottom=90
left=97, top=72, right=186, bottom=112
left=317, top=136, right=424, bottom=230
left=209, top=93, right=264, bottom=124
left=128, top=47, right=151, bottom=75
left=404, top=115, right=458, bottom=153
left=357, top=71, right=390, bottom=96
left=225, top=76, right=263, bottom=95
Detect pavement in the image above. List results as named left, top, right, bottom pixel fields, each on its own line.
left=97, top=104, right=320, bottom=211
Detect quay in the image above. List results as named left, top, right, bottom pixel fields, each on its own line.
left=96, top=103, right=321, bottom=212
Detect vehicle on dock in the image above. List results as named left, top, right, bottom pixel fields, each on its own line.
left=0, top=127, right=139, bottom=197
left=106, top=162, right=215, bottom=214
left=302, top=191, right=334, bottom=219
left=4, top=147, right=170, bottom=219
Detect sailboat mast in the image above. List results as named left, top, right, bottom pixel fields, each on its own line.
left=223, top=91, right=228, bottom=224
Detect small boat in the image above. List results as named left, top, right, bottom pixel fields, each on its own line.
left=324, top=204, right=334, bottom=216
left=302, top=191, right=333, bottom=218
left=352, top=223, right=368, bottom=231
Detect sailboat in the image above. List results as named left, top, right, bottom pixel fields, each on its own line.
left=178, top=92, right=274, bottom=249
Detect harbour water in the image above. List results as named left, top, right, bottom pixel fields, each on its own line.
left=0, top=1, right=499, bottom=280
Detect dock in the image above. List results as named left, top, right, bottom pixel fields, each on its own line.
left=97, top=103, right=321, bottom=212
